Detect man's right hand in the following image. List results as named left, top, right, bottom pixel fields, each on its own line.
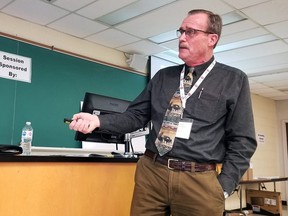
left=69, top=112, right=100, bottom=134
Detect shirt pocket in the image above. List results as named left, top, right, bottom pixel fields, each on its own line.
left=190, top=90, right=227, bottom=124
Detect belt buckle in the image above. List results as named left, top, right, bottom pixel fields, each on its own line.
left=167, top=158, right=179, bottom=170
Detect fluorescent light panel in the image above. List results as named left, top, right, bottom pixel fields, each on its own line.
left=149, top=30, right=177, bottom=43
left=154, top=51, right=183, bottom=65
left=97, top=0, right=176, bottom=26
left=222, top=11, right=247, bottom=26
left=214, top=34, right=277, bottom=53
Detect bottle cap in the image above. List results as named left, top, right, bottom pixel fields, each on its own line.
left=26, top=122, right=31, bottom=125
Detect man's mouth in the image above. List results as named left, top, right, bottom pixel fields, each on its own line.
left=179, top=46, right=188, bottom=50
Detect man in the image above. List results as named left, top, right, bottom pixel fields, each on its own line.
left=69, top=9, right=257, bottom=216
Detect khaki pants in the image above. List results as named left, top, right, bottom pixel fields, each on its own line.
left=130, top=156, right=225, bottom=216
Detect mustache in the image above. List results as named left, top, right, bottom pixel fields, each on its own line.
left=179, top=43, right=189, bottom=49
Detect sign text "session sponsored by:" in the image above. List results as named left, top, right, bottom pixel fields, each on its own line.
left=0, top=51, right=32, bottom=83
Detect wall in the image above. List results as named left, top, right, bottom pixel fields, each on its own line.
left=251, top=95, right=280, bottom=180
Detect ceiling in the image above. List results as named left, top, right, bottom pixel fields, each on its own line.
left=1, top=0, right=288, bottom=100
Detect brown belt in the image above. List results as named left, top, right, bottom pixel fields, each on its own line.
left=144, top=149, right=216, bottom=172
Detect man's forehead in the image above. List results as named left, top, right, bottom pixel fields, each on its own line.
left=181, top=14, right=207, bottom=28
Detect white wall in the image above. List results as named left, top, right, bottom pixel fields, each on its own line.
left=251, top=95, right=280, bottom=180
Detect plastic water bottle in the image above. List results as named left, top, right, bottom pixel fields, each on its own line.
left=20, top=122, right=33, bottom=155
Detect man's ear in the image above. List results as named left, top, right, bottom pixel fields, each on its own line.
left=208, top=34, right=219, bottom=47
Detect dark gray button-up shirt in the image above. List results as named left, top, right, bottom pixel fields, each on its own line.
left=99, top=56, right=257, bottom=194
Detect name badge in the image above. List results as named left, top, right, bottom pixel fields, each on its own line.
left=175, top=118, right=193, bottom=139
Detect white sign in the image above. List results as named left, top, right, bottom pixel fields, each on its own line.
left=257, top=133, right=265, bottom=144
left=0, top=51, right=32, bottom=83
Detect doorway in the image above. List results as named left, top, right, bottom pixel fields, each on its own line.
left=282, top=120, right=288, bottom=201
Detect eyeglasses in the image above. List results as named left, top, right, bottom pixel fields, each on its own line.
left=176, top=28, right=214, bottom=38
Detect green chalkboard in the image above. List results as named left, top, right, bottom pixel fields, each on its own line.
left=0, top=36, right=147, bottom=148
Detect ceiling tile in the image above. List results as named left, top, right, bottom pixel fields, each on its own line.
left=0, top=0, right=13, bottom=8
left=226, top=52, right=288, bottom=75
left=256, top=89, right=287, bottom=97
left=117, top=40, right=168, bottom=55
left=1, top=0, right=287, bottom=101
left=154, top=51, right=183, bottom=64
left=265, top=80, right=288, bottom=89
left=249, top=81, right=269, bottom=90
left=53, top=0, right=95, bottom=11
left=250, top=63, right=288, bottom=75
left=149, top=30, right=177, bottom=44
left=86, top=29, right=140, bottom=48
left=250, top=72, right=288, bottom=82
left=265, top=20, right=288, bottom=38
left=1, top=0, right=69, bottom=25
left=215, top=34, right=277, bottom=52
left=221, top=20, right=259, bottom=37
left=227, top=52, right=288, bottom=71
left=241, top=0, right=288, bottom=25
left=270, top=95, right=288, bottom=100
left=252, top=87, right=281, bottom=94
left=97, top=0, right=176, bottom=26
left=48, top=14, right=108, bottom=38
left=159, top=39, right=178, bottom=51
left=76, top=0, right=136, bottom=20
left=221, top=0, right=270, bottom=9
left=218, top=27, right=269, bottom=45
left=116, top=0, right=233, bottom=38
left=215, top=40, right=288, bottom=64
left=179, top=0, right=233, bottom=15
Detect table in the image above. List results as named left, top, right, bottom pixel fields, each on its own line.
left=238, top=177, right=288, bottom=213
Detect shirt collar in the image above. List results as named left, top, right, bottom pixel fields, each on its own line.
left=185, top=56, right=215, bottom=76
